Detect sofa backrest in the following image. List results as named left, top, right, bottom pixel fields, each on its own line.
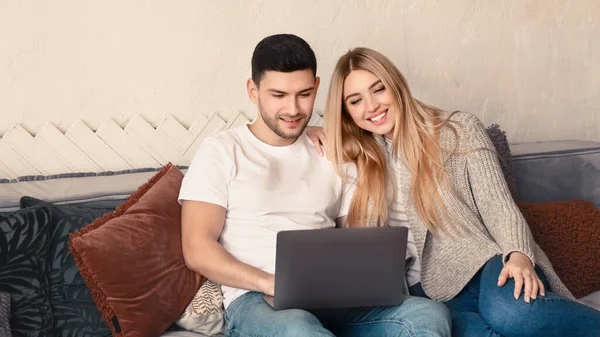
left=1, top=140, right=599, bottom=212
left=511, top=140, right=600, bottom=209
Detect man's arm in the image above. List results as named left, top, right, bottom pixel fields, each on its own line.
left=181, top=200, right=275, bottom=296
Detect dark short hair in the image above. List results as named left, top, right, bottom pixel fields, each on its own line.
left=251, top=34, right=317, bottom=86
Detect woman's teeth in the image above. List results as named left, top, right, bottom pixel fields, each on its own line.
left=370, top=112, right=386, bottom=122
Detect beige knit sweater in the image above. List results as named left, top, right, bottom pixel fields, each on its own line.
left=377, top=111, right=573, bottom=302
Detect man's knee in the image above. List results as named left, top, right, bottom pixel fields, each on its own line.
left=421, top=300, right=452, bottom=333
left=278, top=309, right=333, bottom=337
left=407, top=296, right=451, bottom=319
left=390, top=297, right=452, bottom=335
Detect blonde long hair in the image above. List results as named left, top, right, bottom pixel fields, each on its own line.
left=324, top=47, right=456, bottom=232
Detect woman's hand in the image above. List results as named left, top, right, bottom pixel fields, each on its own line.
left=497, top=252, right=545, bottom=303
left=305, top=126, right=327, bottom=157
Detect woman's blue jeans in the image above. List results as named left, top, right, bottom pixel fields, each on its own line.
left=409, top=255, right=600, bottom=337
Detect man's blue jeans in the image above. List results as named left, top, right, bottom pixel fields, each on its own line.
left=409, top=255, right=600, bottom=337
left=224, top=291, right=451, bottom=336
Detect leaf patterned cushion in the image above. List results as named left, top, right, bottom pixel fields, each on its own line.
left=20, top=196, right=114, bottom=337
left=0, top=293, right=11, bottom=337
left=0, top=206, right=53, bottom=336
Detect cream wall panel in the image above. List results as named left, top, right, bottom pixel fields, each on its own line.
left=66, top=120, right=132, bottom=172
left=0, top=139, right=40, bottom=178
left=2, top=125, right=71, bottom=175
left=36, top=123, right=103, bottom=173
left=96, top=119, right=162, bottom=169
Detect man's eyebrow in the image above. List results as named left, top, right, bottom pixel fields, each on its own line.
left=267, top=87, right=315, bottom=95
left=344, top=80, right=382, bottom=101
left=298, top=86, right=315, bottom=93
left=268, top=89, right=287, bottom=95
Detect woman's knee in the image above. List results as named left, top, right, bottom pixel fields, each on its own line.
left=479, top=295, right=527, bottom=332
left=478, top=256, right=538, bottom=328
left=478, top=289, right=565, bottom=336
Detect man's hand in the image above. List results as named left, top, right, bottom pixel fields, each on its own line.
left=305, top=126, right=327, bottom=157
left=497, top=252, right=546, bottom=303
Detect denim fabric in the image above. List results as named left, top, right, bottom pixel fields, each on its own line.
left=410, top=255, right=600, bottom=337
left=224, top=291, right=451, bottom=337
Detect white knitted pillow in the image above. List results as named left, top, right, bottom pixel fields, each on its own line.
left=176, top=280, right=224, bottom=336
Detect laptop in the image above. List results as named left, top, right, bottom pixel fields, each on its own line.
left=263, top=226, right=408, bottom=310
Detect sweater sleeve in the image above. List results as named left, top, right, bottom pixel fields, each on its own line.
left=462, top=114, right=537, bottom=266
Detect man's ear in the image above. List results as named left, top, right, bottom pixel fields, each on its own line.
left=314, top=76, right=321, bottom=92
left=247, top=78, right=259, bottom=104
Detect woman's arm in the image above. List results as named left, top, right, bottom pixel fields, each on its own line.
left=462, top=114, right=544, bottom=302
left=306, top=126, right=327, bottom=157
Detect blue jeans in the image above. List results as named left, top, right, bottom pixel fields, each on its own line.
left=409, top=255, right=600, bottom=337
left=224, top=291, right=451, bottom=336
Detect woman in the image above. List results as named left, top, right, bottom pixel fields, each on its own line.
left=308, top=47, right=600, bottom=337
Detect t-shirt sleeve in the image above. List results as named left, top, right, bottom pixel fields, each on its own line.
left=337, top=163, right=358, bottom=219
left=178, top=137, right=231, bottom=208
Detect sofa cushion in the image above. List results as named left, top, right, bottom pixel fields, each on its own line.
left=177, top=280, right=224, bottom=335
left=485, top=124, right=519, bottom=200
left=20, top=196, right=113, bottom=336
left=0, top=206, right=53, bottom=336
left=511, top=140, right=600, bottom=208
left=0, top=293, right=11, bottom=337
left=518, top=199, right=600, bottom=298
left=580, top=290, right=600, bottom=312
left=0, top=167, right=186, bottom=213
left=69, top=163, right=203, bottom=337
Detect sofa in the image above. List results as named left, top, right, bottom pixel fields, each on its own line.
left=1, top=135, right=600, bottom=336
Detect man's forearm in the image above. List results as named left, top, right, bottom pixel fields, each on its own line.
left=185, top=239, right=274, bottom=295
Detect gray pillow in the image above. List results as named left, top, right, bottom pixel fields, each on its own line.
left=485, top=124, right=519, bottom=200
left=0, top=293, right=10, bottom=337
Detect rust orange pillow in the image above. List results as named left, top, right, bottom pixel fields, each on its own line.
left=518, top=199, right=600, bottom=299
left=69, top=164, right=203, bottom=336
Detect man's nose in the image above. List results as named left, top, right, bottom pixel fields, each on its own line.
left=288, top=97, right=301, bottom=116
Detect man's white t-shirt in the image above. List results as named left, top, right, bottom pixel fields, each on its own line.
left=178, top=125, right=355, bottom=308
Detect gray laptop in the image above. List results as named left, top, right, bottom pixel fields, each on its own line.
left=264, top=226, right=408, bottom=310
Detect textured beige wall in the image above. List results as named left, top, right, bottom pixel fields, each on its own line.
left=1, top=0, right=598, bottom=142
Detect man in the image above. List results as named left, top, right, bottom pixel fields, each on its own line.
left=179, top=34, right=450, bottom=336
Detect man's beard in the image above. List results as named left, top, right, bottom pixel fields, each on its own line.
left=258, top=103, right=310, bottom=140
